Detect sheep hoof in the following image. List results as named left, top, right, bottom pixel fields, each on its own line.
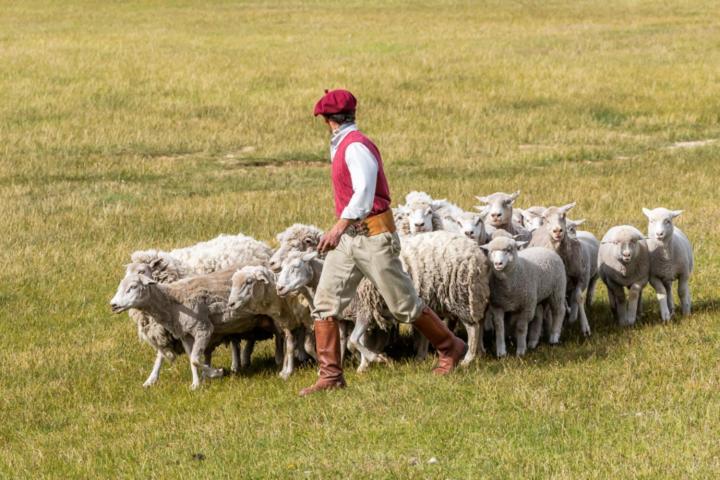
left=278, top=371, right=291, bottom=381
left=356, top=364, right=369, bottom=374
left=190, top=382, right=201, bottom=390
left=376, top=354, right=390, bottom=364
left=142, top=378, right=158, bottom=388
left=582, top=329, right=592, bottom=338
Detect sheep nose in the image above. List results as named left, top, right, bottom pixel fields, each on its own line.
left=464, top=231, right=473, bottom=237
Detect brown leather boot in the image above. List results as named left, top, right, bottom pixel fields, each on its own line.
left=413, top=307, right=467, bottom=375
left=299, top=317, right=346, bottom=396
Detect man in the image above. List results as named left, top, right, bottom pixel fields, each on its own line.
left=300, top=89, right=467, bottom=397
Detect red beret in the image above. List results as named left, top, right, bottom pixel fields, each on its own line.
left=313, top=89, right=357, bottom=116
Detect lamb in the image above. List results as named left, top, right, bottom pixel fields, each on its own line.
left=125, top=233, right=275, bottom=385
left=228, top=265, right=314, bottom=380
left=275, top=250, right=393, bottom=373
left=268, top=223, right=324, bottom=273
left=567, top=219, right=600, bottom=311
left=474, top=191, right=531, bottom=243
left=480, top=237, right=567, bottom=356
left=397, top=231, right=491, bottom=365
left=597, top=226, right=650, bottom=326
left=642, top=208, right=694, bottom=321
left=110, top=268, right=266, bottom=389
left=529, top=203, right=591, bottom=336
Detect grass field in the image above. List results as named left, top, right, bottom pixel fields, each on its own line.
left=2, top=0, right=720, bottom=478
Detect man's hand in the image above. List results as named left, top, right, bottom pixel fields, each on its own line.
left=318, top=219, right=354, bottom=253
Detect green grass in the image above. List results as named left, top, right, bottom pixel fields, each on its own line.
left=2, top=0, right=720, bottom=478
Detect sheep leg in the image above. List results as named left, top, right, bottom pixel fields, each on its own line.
left=609, top=285, right=627, bottom=326
left=490, top=307, right=507, bottom=357
left=514, top=309, right=533, bottom=356
left=274, top=333, right=284, bottom=366
left=650, top=277, right=671, bottom=322
left=143, top=351, right=164, bottom=388
left=548, top=298, right=564, bottom=345
left=586, top=275, right=598, bottom=310
left=625, top=283, right=643, bottom=326
left=279, top=328, right=295, bottom=380
left=578, top=298, right=591, bottom=337
left=191, top=331, right=224, bottom=382
left=230, top=340, right=241, bottom=373
left=568, top=286, right=581, bottom=323
left=338, top=321, right=350, bottom=363
left=240, top=339, right=255, bottom=369
left=413, top=327, right=430, bottom=361
left=182, top=337, right=201, bottom=390
left=678, top=275, right=691, bottom=316
left=303, top=330, right=317, bottom=361
left=460, top=322, right=481, bottom=366
left=294, top=328, right=310, bottom=363
left=528, top=306, right=543, bottom=350
left=664, top=280, right=674, bottom=317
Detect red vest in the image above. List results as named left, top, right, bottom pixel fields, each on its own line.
left=332, top=130, right=391, bottom=218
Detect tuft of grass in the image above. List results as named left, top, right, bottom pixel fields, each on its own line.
left=1, top=0, right=720, bottom=478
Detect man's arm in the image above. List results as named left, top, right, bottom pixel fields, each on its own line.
left=318, top=143, right=379, bottom=253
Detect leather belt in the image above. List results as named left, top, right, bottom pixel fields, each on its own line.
left=345, top=209, right=396, bottom=237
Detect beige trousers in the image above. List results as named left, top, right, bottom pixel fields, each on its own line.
left=313, top=231, right=424, bottom=323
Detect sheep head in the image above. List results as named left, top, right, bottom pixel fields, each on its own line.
left=228, top=266, right=274, bottom=310
left=276, top=251, right=318, bottom=297
left=111, top=273, right=156, bottom=313
left=642, top=207, right=682, bottom=243
left=474, top=191, right=520, bottom=228
left=479, top=236, right=526, bottom=273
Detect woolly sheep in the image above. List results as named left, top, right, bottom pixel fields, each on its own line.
left=111, top=268, right=265, bottom=389
left=398, top=231, right=491, bottom=365
left=642, top=208, right=694, bottom=321
left=529, top=203, right=590, bottom=336
left=568, top=220, right=600, bottom=311
left=480, top=237, right=567, bottom=356
left=268, top=223, right=324, bottom=273
left=276, top=250, right=393, bottom=373
left=125, top=233, right=274, bottom=385
left=474, top=191, right=531, bottom=242
left=598, top=226, right=650, bottom=326
left=228, top=265, right=313, bottom=380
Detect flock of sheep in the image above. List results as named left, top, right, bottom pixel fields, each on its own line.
left=110, top=191, right=694, bottom=389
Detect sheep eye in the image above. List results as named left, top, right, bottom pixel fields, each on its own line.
left=246, top=278, right=253, bottom=284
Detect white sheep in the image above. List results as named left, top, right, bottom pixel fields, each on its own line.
left=395, top=191, right=488, bottom=242
left=598, top=226, right=650, bottom=326
left=474, top=191, right=531, bottom=243
left=110, top=268, right=266, bottom=389
left=397, top=231, right=491, bottom=365
left=268, top=223, right=324, bottom=273
left=276, top=250, right=393, bottom=373
left=480, top=237, right=567, bottom=356
left=125, top=233, right=275, bottom=385
left=567, top=219, right=601, bottom=311
left=228, top=265, right=314, bottom=380
left=642, top=208, right=694, bottom=321
left=529, top=203, right=590, bottom=336
left=131, top=233, right=272, bottom=282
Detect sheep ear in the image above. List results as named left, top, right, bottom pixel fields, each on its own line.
left=478, top=243, right=490, bottom=252
left=559, top=202, right=576, bottom=214
left=670, top=210, right=683, bottom=218
left=302, top=251, right=318, bottom=261
left=140, top=275, right=156, bottom=286
left=473, top=215, right=483, bottom=226
left=474, top=195, right=489, bottom=204
left=642, top=207, right=652, bottom=218
left=509, top=190, right=520, bottom=204
left=515, top=240, right=528, bottom=249
left=573, top=218, right=586, bottom=226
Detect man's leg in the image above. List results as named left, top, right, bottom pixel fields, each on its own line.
left=356, top=233, right=466, bottom=375
left=300, top=235, right=363, bottom=396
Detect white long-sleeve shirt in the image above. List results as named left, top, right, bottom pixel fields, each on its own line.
left=329, top=123, right=378, bottom=220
